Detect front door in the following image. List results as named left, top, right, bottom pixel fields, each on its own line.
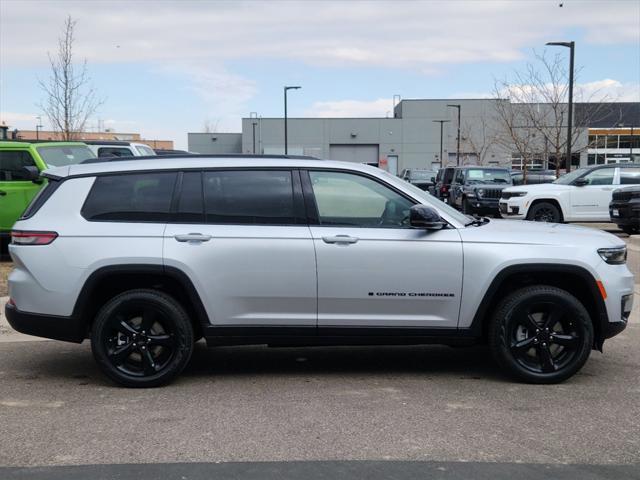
left=570, top=167, right=616, bottom=220
left=163, top=170, right=317, bottom=327
left=0, top=149, right=42, bottom=232
left=305, top=169, right=463, bottom=329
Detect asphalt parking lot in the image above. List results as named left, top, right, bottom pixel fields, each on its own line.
left=0, top=224, right=639, bottom=478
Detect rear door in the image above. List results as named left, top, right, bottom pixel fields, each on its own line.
left=163, top=169, right=317, bottom=327
left=0, top=149, right=43, bottom=231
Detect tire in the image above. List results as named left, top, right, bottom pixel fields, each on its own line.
left=621, top=225, right=639, bottom=235
left=91, top=289, right=194, bottom=388
left=526, top=201, right=561, bottom=223
left=489, top=285, right=593, bottom=384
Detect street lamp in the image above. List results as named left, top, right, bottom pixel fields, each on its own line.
left=546, top=41, right=575, bottom=172
left=447, top=104, right=461, bottom=166
left=433, top=120, right=450, bottom=167
left=284, top=86, right=301, bottom=155
left=250, top=112, right=258, bottom=154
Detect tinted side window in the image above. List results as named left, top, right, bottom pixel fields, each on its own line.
left=620, top=168, right=640, bottom=185
left=443, top=168, right=455, bottom=183
left=0, top=150, right=36, bottom=181
left=309, top=170, right=414, bottom=228
left=203, top=170, right=295, bottom=224
left=583, top=168, right=614, bottom=186
left=82, top=172, right=177, bottom=222
left=175, top=171, right=204, bottom=222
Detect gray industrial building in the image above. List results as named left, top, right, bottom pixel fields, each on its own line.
left=188, top=99, right=639, bottom=175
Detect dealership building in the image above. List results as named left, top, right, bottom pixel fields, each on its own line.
left=188, top=99, right=639, bottom=175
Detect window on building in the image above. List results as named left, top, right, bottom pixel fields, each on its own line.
left=0, top=150, right=36, bottom=181
left=606, top=136, right=619, bottom=149
left=309, top=170, right=413, bottom=228
left=82, top=172, right=177, bottom=222
left=203, top=170, right=295, bottom=225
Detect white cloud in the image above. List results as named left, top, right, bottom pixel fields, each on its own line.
left=1, top=1, right=638, bottom=70
left=305, top=98, right=395, bottom=118
left=577, top=79, right=640, bottom=102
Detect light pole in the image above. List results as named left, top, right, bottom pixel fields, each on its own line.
left=35, top=116, right=43, bottom=140
left=433, top=120, right=450, bottom=167
left=250, top=112, right=258, bottom=154
left=546, top=41, right=575, bottom=172
left=447, top=104, right=461, bottom=166
left=284, top=86, right=301, bottom=155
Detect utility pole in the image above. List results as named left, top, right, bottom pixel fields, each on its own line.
left=284, top=86, right=301, bottom=155
left=433, top=120, right=450, bottom=167
left=447, top=104, right=461, bottom=166
left=35, top=116, right=43, bottom=140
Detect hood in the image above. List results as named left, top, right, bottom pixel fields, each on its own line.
left=458, top=218, right=624, bottom=249
left=503, top=183, right=572, bottom=193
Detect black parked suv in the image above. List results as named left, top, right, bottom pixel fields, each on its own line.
left=400, top=168, right=437, bottom=191
left=449, top=166, right=513, bottom=215
left=610, top=186, right=640, bottom=234
left=434, top=166, right=456, bottom=202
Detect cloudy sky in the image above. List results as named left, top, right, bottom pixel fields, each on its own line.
left=1, top=0, right=639, bottom=149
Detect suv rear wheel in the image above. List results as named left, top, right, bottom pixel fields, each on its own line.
left=91, top=289, right=194, bottom=387
left=489, top=286, right=593, bottom=384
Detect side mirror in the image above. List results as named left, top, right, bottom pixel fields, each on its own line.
left=431, top=176, right=436, bottom=182
left=22, top=166, right=42, bottom=184
left=410, top=204, right=446, bottom=230
left=574, top=177, right=588, bottom=187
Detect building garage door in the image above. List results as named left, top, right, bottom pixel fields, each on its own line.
left=329, top=144, right=379, bottom=165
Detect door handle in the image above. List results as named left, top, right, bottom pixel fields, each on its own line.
left=322, top=235, right=359, bottom=244
left=174, top=233, right=212, bottom=243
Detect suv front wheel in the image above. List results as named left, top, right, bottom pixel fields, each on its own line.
left=91, top=289, right=194, bottom=387
left=526, top=201, right=561, bottom=222
left=489, top=286, right=593, bottom=384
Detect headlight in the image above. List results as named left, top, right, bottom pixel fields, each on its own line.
left=510, top=191, right=527, bottom=197
left=476, top=188, right=485, bottom=198
left=598, top=246, right=627, bottom=265
left=463, top=187, right=476, bottom=197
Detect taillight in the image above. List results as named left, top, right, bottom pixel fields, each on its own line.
left=11, top=230, right=58, bottom=245
left=441, top=186, right=448, bottom=193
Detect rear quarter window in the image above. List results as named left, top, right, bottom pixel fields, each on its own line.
left=81, top=172, right=178, bottom=222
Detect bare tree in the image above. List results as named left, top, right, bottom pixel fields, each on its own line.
left=202, top=118, right=220, bottom=133
left=38, top=16, right=103, bottom=140
left=460, top=114, right=500, bottom=166
left=493, top=52, right=616, bottom=180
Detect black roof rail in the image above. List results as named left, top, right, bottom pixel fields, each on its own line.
left=81, top=153, right=321, bottom=164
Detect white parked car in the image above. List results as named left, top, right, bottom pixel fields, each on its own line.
left=500, top=164, right=640, bottom=222
left=85, top=141, right=156, bottom=159
left=5, top=156, right=633, bottom=387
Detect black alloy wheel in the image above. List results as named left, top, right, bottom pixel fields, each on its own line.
left=91, top=289, right=194, bottom=387
left=527, top=202, right=561, bottom=223
left=490, top=286, right=593, bottom=383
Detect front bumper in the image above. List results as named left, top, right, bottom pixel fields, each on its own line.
left=499, top=199, right=527, bottom=219
left=609, top=200, right=640, bottom=227
left=465, top=197, right=501, bottom=213
left=5, top=302, right=85, bottom=343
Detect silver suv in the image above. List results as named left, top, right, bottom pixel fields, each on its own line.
left=5, top=156, right=634, bottom=387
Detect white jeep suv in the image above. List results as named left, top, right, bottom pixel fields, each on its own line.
left=500, top=164, right=640, bottom=222
left=5, top=156, right=634, bottom=387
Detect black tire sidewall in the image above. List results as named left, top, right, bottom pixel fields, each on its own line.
left=91, top=289, right=194, bottom=388
left=528, top=202, right=560, bottom=222
left=489, top=286, right=594, bottom=384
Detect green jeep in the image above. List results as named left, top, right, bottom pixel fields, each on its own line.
left=0, top=141, right=96, bottom=251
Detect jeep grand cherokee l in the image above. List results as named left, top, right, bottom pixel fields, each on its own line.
left=5, top=156, right=633, bottom=387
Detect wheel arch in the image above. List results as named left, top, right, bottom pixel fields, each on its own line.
left=527, top=198, right=565, bottom=222
left=72, top=264, right=209, bottom=339
left=469, top=263, right=608, bottom=350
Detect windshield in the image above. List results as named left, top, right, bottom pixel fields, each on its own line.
left=36, top=144, right=96, bottom=167
left=465, top=169, right=511, bottom=184
left=553, top=168, right=588, bottom=185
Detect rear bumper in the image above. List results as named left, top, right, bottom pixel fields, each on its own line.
left=4, top=302, right=85, bottom=343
